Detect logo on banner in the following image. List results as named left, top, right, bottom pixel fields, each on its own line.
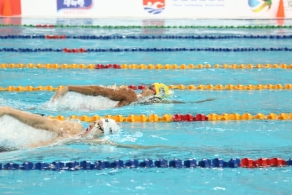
left=289, top=0, right=292, bottom=7
left=57, top=0, right=93, bottom=11
left=143, top=0, right=165, bottom=14
left=248, top=0, right=272, bottom=12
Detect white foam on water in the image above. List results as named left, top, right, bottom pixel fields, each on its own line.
left=43, top=92, right=119, bottom=111
left=0, top=115, right=58, bottom=150
left=105, top=131, right=143, bottom=143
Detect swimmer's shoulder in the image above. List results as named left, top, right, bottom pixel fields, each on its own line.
left=150, top=96, right=163, bottom=103
left=139, top=96, right=163, bottom=104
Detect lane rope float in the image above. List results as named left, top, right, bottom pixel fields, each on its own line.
left=43, top=112, right=292, bottom=122
left=1, top=63, right=292, bottom=69
left=0, top=47, right=292, bottom=53
left=2, top=34, right=292, bottom=40
left=1, top=24, right=292, bottom=29
left=1, top=84, right=292, bottom=92
left=0, top=157, right=291, bottom=171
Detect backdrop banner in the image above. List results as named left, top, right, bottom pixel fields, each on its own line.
left=16, top=0, right=292, bottom=19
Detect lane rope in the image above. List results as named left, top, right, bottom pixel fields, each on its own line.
left=1, top=63, right=292, bottom=69
left=0, top=47, right=292, bottom=53
left=1, top=24, right=291, bottom=29
left=1, top=84, right=292, bottom=92
left=2, top=34, right=292, bottom=40
left=0, top=157, right=290, bottom=170
left=43, top=112, right=292, bottom=122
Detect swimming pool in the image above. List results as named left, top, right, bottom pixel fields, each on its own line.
left=0, top=18, right=292, bottom=194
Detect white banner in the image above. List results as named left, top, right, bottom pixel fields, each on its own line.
left=20, top=0, right=292, bottom=19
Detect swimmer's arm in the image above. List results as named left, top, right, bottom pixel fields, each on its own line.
left=0, top=106, right=47, bottom=126
left=160, top=100, right=185, bottom=104
left=116, top=100, right=130, bottom=107
left=160, top=98, right=216, bottom=104
left=108, top=142, right=167, bottom=149
left=52, top=85, right=134, bottom=107
left=52, top=85, right=97, bottom=101
left=67, top=86, right=99, bottom=95
left=87, top=139, right=175, bottom=149
left=192, top=98, right=216, bottom=103
left=66, top=85, right=120, bottom=97
left=27, top=138, right=60, bottom=148
left=51, top=86, right=69, bottom=101
left=0, top=106, right=60, bottom=132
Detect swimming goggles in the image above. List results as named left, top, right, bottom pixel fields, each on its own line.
left=148, top=85, right=156, bottom=95
left=85, top=122, right=104, bottom=133
left=95, top=122, right=104, bottom=133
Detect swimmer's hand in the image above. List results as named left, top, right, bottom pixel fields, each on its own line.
left=108, top=142, right=173, bottom=149
left=87, top=139, right=176, bottom=149
left=51, top=86, right=68, bottom=102
left=159, top=98, right=216, bottom=104
left=194, top=98, right=216, bottom=103
left=0, top=107, right=6, bottom=117
left=0, top=106, right=12, bottom=117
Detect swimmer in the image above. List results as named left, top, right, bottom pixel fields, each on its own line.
left=0, top=106, right=169, bottom=150
left=51, top=83, right=215, bottom=107
left=0, top=106, right=119, bottom=148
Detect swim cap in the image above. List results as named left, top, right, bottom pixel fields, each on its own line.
left=152, top=83, right=170, bottom=98
left=101, top=118, right=120, bottom=135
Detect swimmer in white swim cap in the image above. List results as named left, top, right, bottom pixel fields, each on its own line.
left=84, top=118, right=120, bottom=137
left=0, top=106, right=120, bottom=148
left=0, top=107, right=180, bottom=151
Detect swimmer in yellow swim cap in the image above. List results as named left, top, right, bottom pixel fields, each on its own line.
left=51, top=83, right=215, bottom=108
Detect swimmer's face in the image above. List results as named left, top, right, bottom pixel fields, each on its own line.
left=85, top=120, right=104, bottom=136
left=84, top=118, right=120, bottom=137
left=140, top=85, right=156, bottom=97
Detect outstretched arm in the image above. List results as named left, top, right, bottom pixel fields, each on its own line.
left=160, top=98, right=216, bottom=104
left=51, top=85, right=138, bottom=107
left=0, top=107, right=82, bottom=135
left=0, top=106, right=53, bottom=130
left=84, top=139, right=177, bottom=149
left=52, top=85, right=117, bottom=100
left=193, top=98, right=216, bottom=103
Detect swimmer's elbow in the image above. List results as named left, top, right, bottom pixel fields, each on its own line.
left=116, top=100, right=130, bottom=107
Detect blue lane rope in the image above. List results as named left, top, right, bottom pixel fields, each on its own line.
left=0, top=158, right=292, bottom=171
left=0, top=47, right=292, bottom=53
left=1, top=35, right=292, bottom=40
left=1, top=24, right=292, bottom=29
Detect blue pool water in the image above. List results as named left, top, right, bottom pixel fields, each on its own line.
left=0, top=18, right=292, bottom=194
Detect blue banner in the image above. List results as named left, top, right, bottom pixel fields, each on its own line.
left=57, top=0, right=93, bottom=11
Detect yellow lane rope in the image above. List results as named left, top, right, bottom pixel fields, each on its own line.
left=47, top=113, right=292, bottom=122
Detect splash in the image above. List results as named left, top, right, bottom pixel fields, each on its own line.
left=0, top=115, right=58, bottom=150
left=43, top=92, right=119, bottom=111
